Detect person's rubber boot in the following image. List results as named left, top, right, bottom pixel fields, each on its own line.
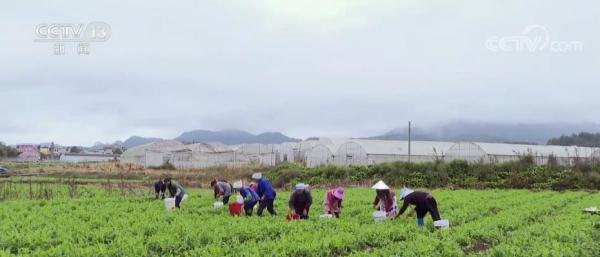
left=417, top=218, right=425, bottom=228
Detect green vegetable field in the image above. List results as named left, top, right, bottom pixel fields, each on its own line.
left=1, top=187, right=599, bottom=257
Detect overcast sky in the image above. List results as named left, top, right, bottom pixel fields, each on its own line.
left=1, top=1, right=598, bottom=145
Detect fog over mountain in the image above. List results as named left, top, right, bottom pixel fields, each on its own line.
left=109, top=122, right=600, bottom=149
left=8, top=121, right=600, bottom=149
left=370, top=122, right=600, bottom=144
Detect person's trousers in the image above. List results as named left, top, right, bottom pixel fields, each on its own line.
left=426, top=196, right=441, bottom=221
left=257, top=199, right=277, bottom=216
left=175, top=194, right=183, bottom=208
left=416, top=195, right=441, bottom=226
left=222, top=195, right=231, bottom=204
left=244, top=201, right=257, bottom=216
left=154, top=183, right=166, bottom=199
left=294, top=207, right=310, bottom=219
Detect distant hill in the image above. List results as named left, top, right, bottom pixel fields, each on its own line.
left=174, top=129, right=300, bottom=145
left=123, top=136, right=162, bottom=148
left=370, top=122, right=600, bottom=144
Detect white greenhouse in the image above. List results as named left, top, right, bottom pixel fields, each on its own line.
left=305, top=138, right=348, bottom=167
left=233, top=143, right=279, bottom=166
left=274, top=142, right=297, bottom=163
left=294, top=140, right=320, bottom=163
left=120, top=138, right=600, bottom=168
left=334, top=140, right=454, bottom=166
left=171, top=142, right=236, bottom=168
left=445, top=142, right=599, bottom=165
left=120, top=140, right=187, bottom=167
left=306, top=144, right=337, bottom=167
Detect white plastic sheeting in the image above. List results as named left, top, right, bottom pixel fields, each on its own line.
left=306, top=144, right=337, bottom=167
left=445, top=142, right=600, bottom=165
left=294, top=140, right=319, bottom=163
left=306, top=138, right=348, bottom=167
left=275, top=142, right=296, bottom=163
left=234, top=143, right=279, bottom=166
left=121, top=138, right=600, bottom=168
left=334, top=140, right=454, bottom=166
left=120, top=140, right=187, bottom=167
left=171, top=143, right=236, bottom=168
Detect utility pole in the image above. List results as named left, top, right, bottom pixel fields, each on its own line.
left=408, top=121, right=412, bottom=163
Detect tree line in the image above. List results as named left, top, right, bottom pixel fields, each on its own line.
left=547, top=132, right=600, bottom=147
left=0, top=142, right=19, bottom=158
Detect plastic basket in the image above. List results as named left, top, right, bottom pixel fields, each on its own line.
left=434, top=219, right=450, bottom=228
left=229, top=203, right=243, bottom=216
left=373, top=211, right=387, bottom=222
left=164, top=198, right=176, bottom=210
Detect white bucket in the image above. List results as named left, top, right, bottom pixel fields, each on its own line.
left=319, top=214, right=333, bottom=219
left=373, top=211, right=387, bottom=222
left=434, top=219, right=450, bottom=228
left=213, top=201, right=224, bottom=208
left=164, top=198, right=176, bottom=210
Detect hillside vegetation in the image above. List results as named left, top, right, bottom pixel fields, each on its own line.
left=548, top=132, right=600, bottom=147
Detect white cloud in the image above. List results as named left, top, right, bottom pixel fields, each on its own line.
left=0, top=0, right=598, bottom=145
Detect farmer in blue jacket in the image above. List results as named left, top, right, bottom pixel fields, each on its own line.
left=237, top=184, right=260, bottom=216
left=252, top=172, right=277, bottom=216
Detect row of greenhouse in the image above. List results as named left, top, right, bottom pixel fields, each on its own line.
left=119, top=138, right=600, bottom=168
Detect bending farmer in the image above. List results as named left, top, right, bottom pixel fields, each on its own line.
left=395, top=187, right=441, bottom=227
left=238, top=184, right=259, bottom=216
left=154, top=178, right=167, bottom=199
left=323, top=187, right=345, bottom=218
left=211, top=179, right=233, bottom=204
left=288, top=183, right=312, bottom=219
left=252, top=172, right=277, bottom=216
left=372, top=180, right=398, bottom=217
left=165, top=177, right=188, bottom=209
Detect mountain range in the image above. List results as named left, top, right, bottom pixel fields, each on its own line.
left=89, top=122, right=600, bottom=149
left=175, top=129, right=301, bottom=145
left=111, top=130, right=301, bottom=148
left=369, top=121, right=600, bottom=145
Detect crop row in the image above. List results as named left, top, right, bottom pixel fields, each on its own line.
left=0, top=189, right=598, bottom=257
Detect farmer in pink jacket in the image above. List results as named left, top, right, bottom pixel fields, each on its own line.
left=323, top=187, right=345, bottom=218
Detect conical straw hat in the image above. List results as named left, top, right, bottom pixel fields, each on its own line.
left=371, top=180, right=389, bottom=190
